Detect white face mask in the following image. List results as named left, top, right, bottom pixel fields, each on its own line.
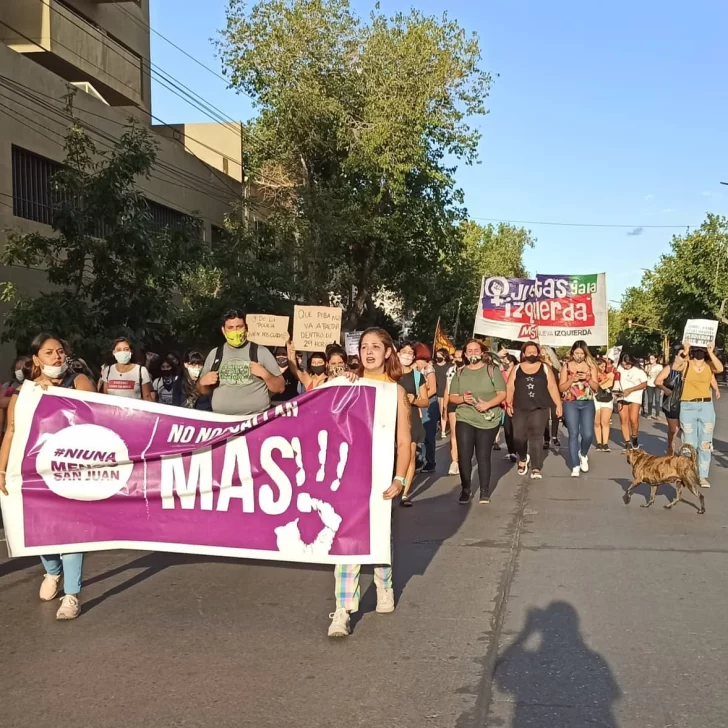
left=14, top=369, right=24, bottom=383
left=42, top=363, right=67, bottom=379
left=399, top=354, right=414, bottom=366
left=114, top=351, right=132, bottom=365
left=187, top=366, right=202, bottom=380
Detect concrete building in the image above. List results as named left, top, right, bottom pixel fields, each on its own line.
left=0, top=0, right=248, bottom=366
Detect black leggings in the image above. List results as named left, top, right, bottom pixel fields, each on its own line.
left=503, top=414, right=515, bottom=454
left=456, top=421, right=498, bottom=497
left=513, top=408, right=551, bottom=471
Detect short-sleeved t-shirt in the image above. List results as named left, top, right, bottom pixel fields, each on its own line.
left=102, top=364, right=151, bottom=399
left=646, top=364, right=663, bottom=387
left=434, top=363, right=450, bottom=398
left=153, top=377, right=178, bottom=406
left=617, top=366, right=649, bottom=404
left=448, top=364, right=506, bottom=429
left=201, top=342, right=281, bottom=416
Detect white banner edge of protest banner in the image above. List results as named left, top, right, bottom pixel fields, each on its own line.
left=1, top=380, right=394, bottom=565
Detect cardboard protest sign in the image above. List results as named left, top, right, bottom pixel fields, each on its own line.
left=293, top=306, right=343, bottom=352
left=246, top=314, right=290, bottom=347
left=345, top=331, right=363, bottom=356
left=683, top=319, right=718, bottom=347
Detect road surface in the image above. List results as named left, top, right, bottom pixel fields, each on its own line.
left=2, top=399, right=727, bottom=727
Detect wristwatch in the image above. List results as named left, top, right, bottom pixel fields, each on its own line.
left=393, top=476, right=407, bottom=487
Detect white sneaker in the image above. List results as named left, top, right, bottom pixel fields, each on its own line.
left=328, top=608, right=351, bottom=637
left=39, top=574, right=62, bottom=601
left=56, top=594, right=81, bottom=620
left=376, top=587, right=395, bottom=614
left=579, top=454, right=589, bottom=473
left=700, top=478, right=711, bottom=488
left=448, top=461, right=459, bottom=475
left=571, top=467, right=580, bottom=478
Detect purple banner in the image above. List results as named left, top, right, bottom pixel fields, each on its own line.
left=2, top=382, right=396, bottom=565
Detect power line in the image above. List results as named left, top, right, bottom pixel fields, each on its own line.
left=470, top=217, right=698, bottom=230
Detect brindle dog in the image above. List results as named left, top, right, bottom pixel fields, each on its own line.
left=623, top=444, right=705, bottom=514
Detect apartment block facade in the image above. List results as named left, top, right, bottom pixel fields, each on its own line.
left=0, top=0, right=248, bottom=367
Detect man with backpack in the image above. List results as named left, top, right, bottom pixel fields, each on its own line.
left=197, top=310, right=285, bottom=416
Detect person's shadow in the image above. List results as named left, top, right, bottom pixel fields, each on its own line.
left=494, top=601, right=621, bottom=727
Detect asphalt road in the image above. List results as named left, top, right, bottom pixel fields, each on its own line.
left=2, top=398, right=728, bottom=728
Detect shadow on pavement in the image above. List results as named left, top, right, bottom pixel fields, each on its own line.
left=493, top=601, right=621, bottom=727
left=614, top=477, right=677, bottom=507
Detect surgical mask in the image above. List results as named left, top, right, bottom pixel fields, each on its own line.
left=692, top=349, right=706, bottom=360
left=187, top=366, right=201, bottom=380
left=114, top=351, right=132, bottom=365
left=399, top=354, right=414, bottom=366
left=467, top=354, right=481, bottom=365
left=42, top=363, right=67, bottom=379
left=224, top=330, right=247, bottom=348
left=276, top=357, right=288, bottom=368
left=525, top=355, right=540, bottom=364
left=14, top=369, right=24, bottom=383
left=310, top=364, right=326, bottom=376
left=572, top=353, right=585, bottom=363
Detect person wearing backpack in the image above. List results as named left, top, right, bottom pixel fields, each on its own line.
left=0, top=333, right=94, bottom=620
left=99, top=338, right=153, bottom=401
left=197, top=310, right=285, bottom=416
left=397, top=343, right=429, bottom=506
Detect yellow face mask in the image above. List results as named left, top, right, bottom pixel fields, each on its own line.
left=224, top=330, right=247, bottom=348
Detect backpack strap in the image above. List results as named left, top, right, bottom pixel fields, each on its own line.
left=249, top=341, right=259, bottom=363
left=413, top=369, right=423, bottom=391
left=210, top=344, right=225, bottom=373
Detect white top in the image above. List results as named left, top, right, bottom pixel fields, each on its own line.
left=646, top=363, right=663, bottom=387
left=102, top=364, right=151, bottom=399
left=617, top=366, right=648, bottom=404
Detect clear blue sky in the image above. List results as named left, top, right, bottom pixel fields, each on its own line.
left=149, top=0, right=728, bottom=302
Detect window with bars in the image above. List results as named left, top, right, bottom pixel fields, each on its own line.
left=11, top=145, right=62, bottom=225
left=11, top=145, right=193, bottom=234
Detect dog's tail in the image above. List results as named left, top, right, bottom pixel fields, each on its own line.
left=679, top=443, right=698, bottom=469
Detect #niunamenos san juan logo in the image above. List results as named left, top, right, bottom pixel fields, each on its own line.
left=35, top=424, right=133, bottom=501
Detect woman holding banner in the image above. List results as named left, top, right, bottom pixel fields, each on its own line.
left=0, top=334, right=95, bottom=620
left=559, top=341, right=599, bottom=478
left=328, top=328, right=412, bottom=638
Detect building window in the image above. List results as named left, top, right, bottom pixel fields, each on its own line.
left=146, top=199, right=192, bottom=233
left=11, top=145, right=62, bottom=225
left=211, top=224, right=224, bottom=244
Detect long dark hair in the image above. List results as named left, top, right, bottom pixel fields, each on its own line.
left=26, top=333, right=65, bottom=381
left=181, top=350, right=205, bottom=402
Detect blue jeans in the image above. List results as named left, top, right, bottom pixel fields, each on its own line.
left=419, top=398, right=439, bottom=467
left=562, top=400, right=595, bottom=469
left=679, top=401, right=715, bottom=478
left=40, top=553, right=84, bottom=595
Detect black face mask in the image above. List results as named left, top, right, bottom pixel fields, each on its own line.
left=436, top=357, right=445, bottom=364
left=161, top=373, right=174, bottom=387
left=276, top=357, right=288, bottom=367
left=691, top=349, right=706, bottom=361
left=310, top=365, right=326, bottom=375
left=454, top=359, right=463, bottom=367
left=524, top=355, right=540, bottom=364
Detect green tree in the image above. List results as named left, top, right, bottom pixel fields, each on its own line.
left=409, top=220, right=534, bottom=341
left=1, top=122, right=203, bottom=361
left=216, top=0, right=493, bottom=330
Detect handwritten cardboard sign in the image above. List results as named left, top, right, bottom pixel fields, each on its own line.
left=683, top=319, right=718, bottom=348
left=247, top=314, right=290, bottom=347
left=293, top=306, right=343, bottom=352
left=345, top=331, right=363, bottom=356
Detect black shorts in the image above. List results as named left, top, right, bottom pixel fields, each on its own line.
left=447, top=402, right=457, bottom=415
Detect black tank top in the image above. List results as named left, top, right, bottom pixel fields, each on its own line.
left=513, top=364, right=552, bottom=411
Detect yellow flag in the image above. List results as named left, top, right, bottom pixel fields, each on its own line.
left=434, top=318, right=456, bottom=355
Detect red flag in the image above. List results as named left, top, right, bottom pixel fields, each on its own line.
left=434, top=318, right=456, bottom=355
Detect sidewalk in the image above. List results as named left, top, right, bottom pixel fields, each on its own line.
left=1, top=404, right=727, bottom=728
